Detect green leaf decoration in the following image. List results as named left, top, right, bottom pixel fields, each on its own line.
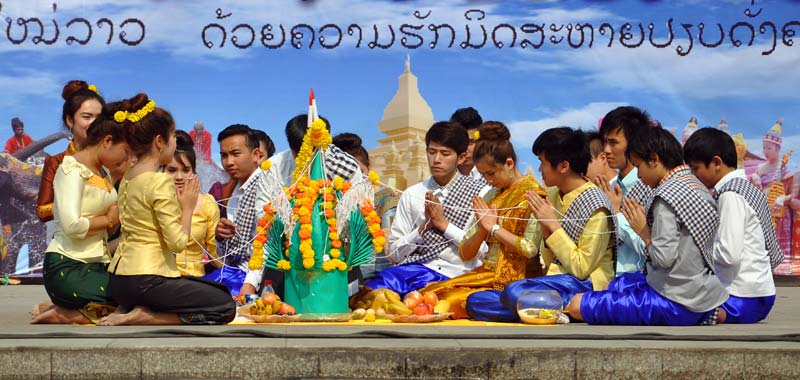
left=347, top=210, right=375, bottom=268
left=264, top=217, right=286, bottom=271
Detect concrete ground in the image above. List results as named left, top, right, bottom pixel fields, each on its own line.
left=1, top=285, right=799, bottom=380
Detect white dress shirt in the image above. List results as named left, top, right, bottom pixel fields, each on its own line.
left=389, top=175, right=489, bottom=278
left=270, top=149, right=296, bottom=188
left=712, top=169, right=776, bottom=298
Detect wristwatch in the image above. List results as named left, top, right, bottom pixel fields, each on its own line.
left=490, top=224, right=501, bottom=237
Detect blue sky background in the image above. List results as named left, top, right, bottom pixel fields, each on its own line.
left=1, top=0, right=799, bottom=176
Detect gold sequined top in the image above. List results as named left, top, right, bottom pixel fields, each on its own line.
left=461, top=175, right=546, bottom=289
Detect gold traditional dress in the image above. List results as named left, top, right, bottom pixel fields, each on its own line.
left=421, top=175, right=547, bottom=319
left=175, top=193, right=220, bottom=277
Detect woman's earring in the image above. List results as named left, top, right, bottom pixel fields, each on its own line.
left=67, top=128, right=74, bottom=141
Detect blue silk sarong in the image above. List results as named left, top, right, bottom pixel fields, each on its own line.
left=466, top=274, right=593, bottom=322
left=203, top=266, right=246, bottom=296
left=580, top=272, right=715, bottom=325
left=721, top=294, right=775, bottom=324
left=364, top=263, right=449, bottom=296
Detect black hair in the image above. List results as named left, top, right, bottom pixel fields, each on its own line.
left=101, top=93, right=169, bottom=157
left=598, top=106, right=652, bottom=143
left=217, top=124, right=258, bottom=151
left=472, top=121, right=516, bottom=165
left=683, top=127, right=738, bottom=168
left=532, top=127, right=590, bottom=176
left=61, top=80, right=106, bottom=131
left=585, top=131, right=604, bottom=159
left=251, top=129, right=276, bottom=158
left=173, top=129, right=197, bottom=172
left=449, top=107, right=483, bottom=131
left=626, top=126, right=684, bottom=170
left=332, top=132, right=370, bottom=167
left=285, top=114, right=331, bottom=153
left=425, top=121, right=469, bottom=155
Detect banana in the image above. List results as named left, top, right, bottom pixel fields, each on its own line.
left=371, top=292, right=388, bottom=310
left=384, top=289, right=402, bottom=305
left=386, top=302, right=413, bottom=315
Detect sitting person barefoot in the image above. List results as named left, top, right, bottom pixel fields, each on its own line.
left=566, top=126, right=728, bottom=325
left=99, top=94, right=235, bottom=326
left=32, top=96, right=129, bottom=324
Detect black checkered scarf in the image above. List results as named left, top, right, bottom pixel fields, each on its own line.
left=717, top=177, right=785, bottom=269
left=323, top=145, right=361, bottom=183
left=552, top=186, right=617, bottom=267
left=221, top=172, right=263, bottom=266
left=647, top=165, right=718, bottom=271
left=624, top=179, right=655, bottom=213
left=401, top=175, right=486, bottom=265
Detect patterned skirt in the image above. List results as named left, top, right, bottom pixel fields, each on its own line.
left=43, top=252, right=116, bottom=322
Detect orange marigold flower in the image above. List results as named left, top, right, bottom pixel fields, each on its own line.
left=300, top=216, right=312, bottom=225
left=331, top=239, right=342, bottom=249
left=324, top=209, right=335, bottom=218
left=368, top=224, right=381, bottom=234
left=299, top=230, right=312, bottom=240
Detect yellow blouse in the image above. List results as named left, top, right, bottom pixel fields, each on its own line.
left=176, top=193, right=220, bottom=277
left=461, top=175, right=545, bottom=288
left=540, top=181, right=614, bottom=291
left=109, top=172, right=187, bottom=277
left=46, top=156, right=116, bottom=263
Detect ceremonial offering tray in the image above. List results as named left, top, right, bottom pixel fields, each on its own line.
left=516, top=290, right=563, bottom=325
left=296, top=313, right=354, bottom=322
left=239, top=305, right=301, bottom=323
left=383, top=312, right=453, bottom=323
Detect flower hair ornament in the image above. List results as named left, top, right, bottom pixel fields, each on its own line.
left=87, top=84, right=99, bottom=94
left=114, top=100, right=156, bottom=123
left=473, top=130, right=480, bottom=141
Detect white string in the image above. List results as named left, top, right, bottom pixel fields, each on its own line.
left=209, top=171, right=621, bottom=255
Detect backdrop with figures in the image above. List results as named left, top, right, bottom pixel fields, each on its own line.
left=0, top=0, right=799, bottom=277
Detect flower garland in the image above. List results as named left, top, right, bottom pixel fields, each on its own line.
left=114, top=100, right=156, bottom=124
left=248, top=202, right=276, bottom=270
left=321, top=183, right=347, bottom=272
left=292, top=118, right=330, bottom=182
left=360, top=199, right=386, bottom=253
left=250, top=120, right=387, bottom=275
left=294, top=177, right=321, bottom=269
